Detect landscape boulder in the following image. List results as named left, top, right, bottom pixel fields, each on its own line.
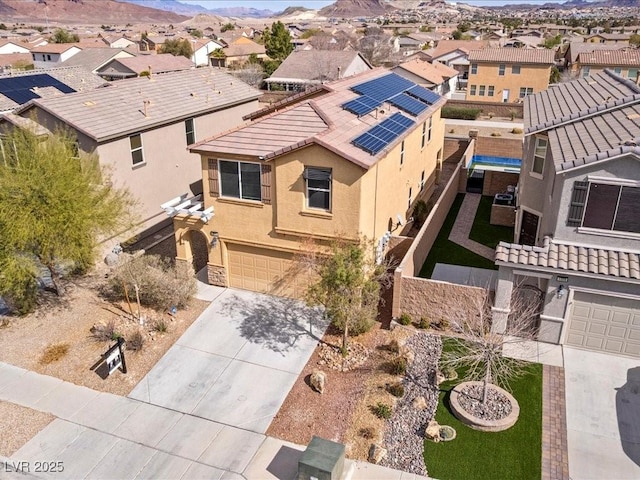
left=368, top=444, right=387, bottom=464
left=425, top=419, right=441, bottom=442
left=310, top=370, right=326, bottom=394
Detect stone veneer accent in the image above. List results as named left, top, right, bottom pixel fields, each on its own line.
left=207, top=265, right=227, bottom=287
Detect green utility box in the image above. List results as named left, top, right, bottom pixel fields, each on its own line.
left=297, top=436, right=345, bottom=480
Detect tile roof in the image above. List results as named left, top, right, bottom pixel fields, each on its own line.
left=31, top=43, right=80, bottom=54
left=495, top=237, right=640, bottom=281
left=566, top=42, right=628, bottom=64
left=224, top=38, right=266, bottom=58
left=61, top=48, right=135, bottom=71
left=429, top=40, right=489, bottom=59
left=587, top=33, right=632, bottom=41
left=468, top=47, right=555, bottom=64
left=393, top=59, right=458, bottom=86
left=266, top=50, right=369, bottom=84
left=191, top=67, right=447, bottom=170
left=577, top=49, right=640, bottom=67
left=14, top=68, right=260, bottom=142
left=104, top=53, right=194, bottom=75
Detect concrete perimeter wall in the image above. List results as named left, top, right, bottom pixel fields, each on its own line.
left=446, top=99, right=523, bottom=119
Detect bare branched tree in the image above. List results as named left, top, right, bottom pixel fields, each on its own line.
left=229, top=63, right=265, bottom=88
left=440, top=285, right=543, bottom=404
left=357, top=27, right=394, bottom=67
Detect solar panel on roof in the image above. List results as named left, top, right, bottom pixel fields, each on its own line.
left=0, top=74, right=76, bottom=105
left=352, top=132, right=387, bottom=155
left=352, top=112, right=415, bottom=155
left=407, top=85, right=441, bottom=105
left=352, top=73, right=415, bottom=102
left=342, top=95, right=382, bottom=116
left=388, top=93, right=428, bottom=116
left=388, top=112, right=415, bottom=129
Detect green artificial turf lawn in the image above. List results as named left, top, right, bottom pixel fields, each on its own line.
left=419, top=194, right=497, bottom=278
left=424, top=343, right=543, bottom=480
left=468, top=195, right=515, bottom=249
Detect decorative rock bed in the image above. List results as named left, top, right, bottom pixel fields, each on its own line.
left=318, top=341, right=369, bottom=371
left=380, top=333, right=442, bottom=476
left=449, top=381, right=520, bottom=432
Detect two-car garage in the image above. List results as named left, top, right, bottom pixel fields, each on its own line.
left=566, top=292, right=640, bottom=357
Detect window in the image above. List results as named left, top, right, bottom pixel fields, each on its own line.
left=470, top=85, right=477, bottom=96
left=512, top=65, right=521, bottom=74
left=427, top=116, right=432, bottom=143
left=573, top=183, right=640, bottom=234
left=219, top=160, right=261, bottom=201
left=479, top=85, right=486, bottom=96
left=531, top=137, right=547, bottom=175
left=130, top=134, right=144, bottom=165
left=408, top=187, right=412, bottom=209
left=519, top=87, right=534, bottom=98
left=185, top=118, right=195, bottom=145
left=419, top=170, right=425, bottom=190
left=400, top=140, right=405, bottom=165
left=582, top=66, right=590, bottom=78
left=470, top=63, right=478, bottom=75
left=304, top=167, right=331, bottom=210
left=498, top=64, right=505, bottom=76
left=31, top=54, right=35, bottom=61
left=421, top=121, right=426, bottom=148
left=614, top=67, right=622, bottom=75
left=629, top=68, right=638, bottom=80
left=488, top=85, right=495, bottom=97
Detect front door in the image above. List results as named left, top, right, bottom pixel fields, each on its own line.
left=502, top=89, right=510, bottom=103
left=520, top=210, right=539, bottom=245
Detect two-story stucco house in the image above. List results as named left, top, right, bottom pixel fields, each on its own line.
left=492, top=70, right=640, bottom=357
left=31, top=44, right=82, bottom=69
left=466, top=48, right=555, bottom=103
left=4, top=68, right=261, bottom=241
left=576, top=49, right=640, bottom=82
left=173, top=68, right=446, bottom=296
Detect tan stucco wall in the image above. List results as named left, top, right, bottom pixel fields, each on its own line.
left=466, top=63, right=551, bottom=103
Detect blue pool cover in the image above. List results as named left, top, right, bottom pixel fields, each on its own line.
left=471, top=155, right=522, bottom=167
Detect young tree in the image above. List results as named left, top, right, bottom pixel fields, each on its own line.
left=0, top=127, right=136, bottom=312
left=230, top=63, right=264, bottom=88
left=304, top=239, right=391, bottom=354
left=50, top=28, right=79, bottom=43
left=440, top=286, right=542, bottom=404
left=160, top=38, right=193, bottom=58
left=221, top=22, right=235, bottom=33
left=263, top=21, right=293, bottom=62
left=358, top=27, right=394, bottom=66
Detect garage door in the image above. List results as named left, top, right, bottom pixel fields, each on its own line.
left=566, top=292, right=640, bottom=357
left=227, top=244, right=307, bottom=297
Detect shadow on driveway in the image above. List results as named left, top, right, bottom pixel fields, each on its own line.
left=617, top=366, right=640, bottom=467
left=219, top=293, right=329, bottom=356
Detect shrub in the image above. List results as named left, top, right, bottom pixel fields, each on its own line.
left=40, top=343, right=70, bottom=365
left=418, top=317, right=430, bottom=329
left=439, top=317, right=451, bottom=330
left=487, top=112, right=494, bottom=118
left=509, top=109, right=518, bottom=121
left=449, top=128, right=455, bottom=134
left=91, top=320, right=120, bottom=342
left=109, top=255, right=196, bottom=311
left=491, top=132, right=502, bottom=137
left=441, top=106, right=482, bottom=120
left=359, top=427, right=375, bottom=439
left=386, top=339, right=400, bottom=353
left=387, top=382, right=405, bottom=397
left=511, top=127, right=523, bottom=134
left=398, top=313, right=412, bottom=325
left=412, top=200, right=430, bottom=228
left=386, top=356, right=407, bottom=375
left=152, top=318, right=169, bottom=333
left=371, top=402, right=393, bottom=419
left=126, top=330, right=145, bottom=352
left=442, top=365, right=457, bottom=381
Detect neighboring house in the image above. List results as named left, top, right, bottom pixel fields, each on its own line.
left=576, top=49, right=640, bottom=82
left=0, top=41, right=30, bottom=54
left=492, top=70, right=640, bottom=357
left=264, top=50, right=372, bottom=92
left=173, top=68, right=447, bottom=296
left=3, top=69, right=261, bottom=239
left=427, top=40, right=489, bottom=89
left=392, top=59, right=458, bottom=97
left=139, top=35, right=167, bottom=52
left=31, top=44, right=82, bottom=69
left=466, top=48, right=554, bottom=103
left=212, top=37, right=267, bottom=67
left=563, top=42, right=628, bottom=73
left=100, top=35, right=137, bottom=49
left=60, top=48, right=135, bottom=74
left=190, top=38, right=224, bottom=67
left=585, top=33, right=631, bottom=44
left=503, top=36, right=544, bottom=48
left=0, top=66, right=106, bottom=113
left=96, top=53, right=194, bottom=80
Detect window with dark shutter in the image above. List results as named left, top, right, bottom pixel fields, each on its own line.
left=304, top=167, right=332, bottom=210
left=261, top=164, right=272, bottom=205
left=208, top=159, right=219, bottom=197
left=567, top=180, right=588, bottom=226
left=582, top=183, right=619, bottom=230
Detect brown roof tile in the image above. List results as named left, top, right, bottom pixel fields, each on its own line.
left=468, top=48, right=555, bottom=64
left=577, top=49, right=640, bottom=67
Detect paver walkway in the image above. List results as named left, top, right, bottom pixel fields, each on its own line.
left=448, top=193, right=495, bottom=261
left=542, top=365, right=569, bottom=480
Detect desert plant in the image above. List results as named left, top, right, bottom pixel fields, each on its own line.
left=491, top=132, right=502, bottom=137
left=511, top=127, right=523, bottom=134
left=442, top=106, right=482, bottom=120
left=509, top=109, right=518, bottom=121
left=449, top=128, right=455, bottom=134
left=418, top=317, right=430, bottom=329
left=488, top=112, right=494, bottom=119
left=126, top=330, right=145, bottom=352
left=39, top=343, right=70, bottom=365
left=359, top=426, right=375, bottom=439
left=386, top=339, right=400, bottom=353
left=152, top=318, right=169, bottom=333
left=90, top=320, right=120, bottom=343
left=386, top=356, right=407, bottom=375
left=371, top=402, right=393, bottom=419
left=441, top=365, right=458, bottom=381
left=387, top=382, right=405, bottom=397
left=412, top=200, right=430, bottom=228
left=398, top=313, right=412, bottom=325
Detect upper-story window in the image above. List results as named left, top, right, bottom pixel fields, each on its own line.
left=614, top=67, right=622, bottom=75
left=469, top=85, right=477, bottom=96
left=512, top=65, right=521, bottom=74
left=488, top=85, right=495, bottom=97
left=582, top=66, right=590, bottom=78
left=531, top=137, right=547, bottom=176
left=219, top=160, right=261, bottom=201
left=185, top=118, right=195, bottom=145
left=519, top=87, right=534, bottom=98
left=304, top=167, right=331, bottom=210
left=479, top=85, right=486, bottom=96
left=421, top=121, right=426, bottom=148
left=569, top=181, right=640, bottom=234
left=400, top=140, right=405, bottom=165
left=629, top=68, right=638, bottom=81
left=47, top=54, right=51, bottom=61
left=470, top=63, right=478, bottom=75
left=498, top=64, right=505, bottom=76
left=130, top=134, right=144, bottom=166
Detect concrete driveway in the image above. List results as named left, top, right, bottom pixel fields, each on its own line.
left=564, top=347, right=640, bottom=479
left=129, top=287, right=327, bottom=434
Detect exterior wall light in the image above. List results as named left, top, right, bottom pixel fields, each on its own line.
left=210, top=231, right=219, bottom=248
left=557, top=284, right=566, bottom=299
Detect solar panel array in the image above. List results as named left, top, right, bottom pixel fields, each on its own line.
left=352, top=112, right=415, bottom=155
left=342, top=95, right=382, bottom=116
left=407, top=85, right=441, bottom=106
left=388, top=93, right=429, bottom=116
left=0, top=74, right=76, bottom=105
left=351, top=73, right=415, bottom=102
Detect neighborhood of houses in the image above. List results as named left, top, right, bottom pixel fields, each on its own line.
left=0, top=10, right=640, bottom=480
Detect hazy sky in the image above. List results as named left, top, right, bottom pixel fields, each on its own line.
left=181, top=0, right=572, bottom=12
